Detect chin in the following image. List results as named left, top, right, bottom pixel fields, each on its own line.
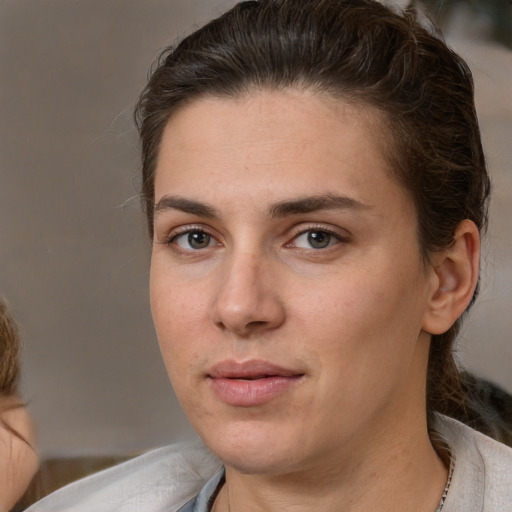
left=217, top=445, right=296, bottom=475
left=197, top=419, right=302, bottom=475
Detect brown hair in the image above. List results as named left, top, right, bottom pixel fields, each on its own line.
left=135, top=0, right=491, bottom=427
left=0, top=296, right=33, bottom=444
left=0, top=298, right=39, bottom=511
left=0, top=296, right=21, bottom=398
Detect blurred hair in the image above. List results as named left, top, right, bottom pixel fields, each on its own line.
left=0, top=296, right=21, bottom=398
left=0, top=296, right=30, bottom=444
left=0, top=297, right=39, bottom=511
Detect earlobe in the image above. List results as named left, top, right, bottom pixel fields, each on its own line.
left=422, top=219, right=480, bottom=335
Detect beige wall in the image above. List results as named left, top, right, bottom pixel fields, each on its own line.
left=0, top=1, right=510, bottom=458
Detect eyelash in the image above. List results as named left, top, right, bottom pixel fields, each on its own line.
left=285, top=225, right=348, bottom=250
left=163, top=225, right=219, bottom=253
left=162, top=224, right=349, bottom=253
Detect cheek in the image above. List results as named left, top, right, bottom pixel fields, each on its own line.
left=151, top=259, right=210, bottom=328
left=294, top=259, right=426, bottom=364
left=150, top=272, right=208, bottom=369
left=291, top=265, right=389, bottom=331
left=293, top=277, right=424, bottom=425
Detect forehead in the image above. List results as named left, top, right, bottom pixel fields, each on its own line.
left=153, top=88, right=409, bottom=217
left=161, top=88, right=388, bottom=144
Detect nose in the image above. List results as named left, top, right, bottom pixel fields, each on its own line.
left=211, top=250, right=286, bottom=337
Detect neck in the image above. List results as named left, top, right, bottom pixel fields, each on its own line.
left=215, top=421, right=447, bottom=512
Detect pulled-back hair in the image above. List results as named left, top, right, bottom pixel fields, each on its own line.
left=135, top=0, right=491, bottom=427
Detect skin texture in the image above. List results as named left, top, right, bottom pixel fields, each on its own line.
left=0, top=397, right=38, bottom=512
left=150, top=89, right=479, bottom=512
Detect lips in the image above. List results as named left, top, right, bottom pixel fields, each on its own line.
left=207, top=359, right=304, bottom=407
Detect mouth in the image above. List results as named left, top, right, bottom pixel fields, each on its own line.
left=207, top=359, right=304, bottom=407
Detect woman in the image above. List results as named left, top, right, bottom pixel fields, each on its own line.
left=0, top=297, right=38, bottom=512
left=26, top=0, right=512, bottom=511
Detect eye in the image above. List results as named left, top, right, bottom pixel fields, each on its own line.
left=172, top=230, right=217, bottom=250
left=291, top=229, right=340, bottom=249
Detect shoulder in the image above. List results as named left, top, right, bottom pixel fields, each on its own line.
left=435, top=414, right=512, bottom=512
left=24, top=441, right=222, bottom=512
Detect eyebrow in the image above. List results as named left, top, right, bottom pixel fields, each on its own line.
left=268, top=194, right=370, bottom=217
left=154, top=196, right=220, bottom=219
left=153, top=193, right=369, bottom=219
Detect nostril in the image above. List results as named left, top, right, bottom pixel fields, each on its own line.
left=247, top=321, right=267, bottom=328
left=214, top=319, right=268, bottom=335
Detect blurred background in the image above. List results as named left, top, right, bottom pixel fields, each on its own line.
left=0, top=0, right=511, bottom=460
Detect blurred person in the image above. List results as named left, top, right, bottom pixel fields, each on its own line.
left=26, top=1, right=512, bottom=511
left=0, top=297, right=38, bottom=512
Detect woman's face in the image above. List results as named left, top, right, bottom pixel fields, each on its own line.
left=150, top=89, right=438, bottom=475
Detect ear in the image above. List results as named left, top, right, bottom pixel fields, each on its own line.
left=422, top=219, right=480, bottom=335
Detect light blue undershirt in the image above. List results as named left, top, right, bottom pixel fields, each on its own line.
left=177, top=468, right=225, bottom=512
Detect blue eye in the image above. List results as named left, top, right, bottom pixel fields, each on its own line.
left=173, top=230, right=215, bottom=250
left=293, top=230, right=338, bottom=249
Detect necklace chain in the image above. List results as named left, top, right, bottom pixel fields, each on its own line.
left=227, top=480, right=231, bottom=512
left=435, top=456, right=454, bottom=512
